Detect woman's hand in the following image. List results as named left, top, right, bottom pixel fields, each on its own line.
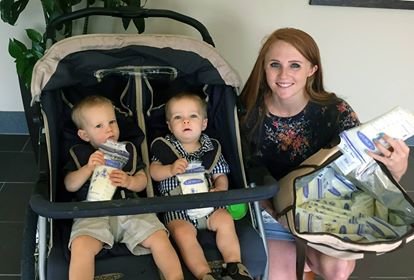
left=367, top=134, right=410, bottom=182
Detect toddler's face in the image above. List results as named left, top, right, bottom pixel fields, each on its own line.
left=78, top=104, right=120, bottom=147
left=167, top=98, right=207, bottom=145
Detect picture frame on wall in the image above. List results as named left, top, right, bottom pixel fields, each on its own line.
left=309, top=0, right=414, bottom=10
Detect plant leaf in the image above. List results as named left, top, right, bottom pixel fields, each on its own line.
left=13, top=0, right=29, bottom=14
left=24, top=52, right=34, bottom=60
left=70, top=0, right=82, bottom=5
left=15, top=54, right=29, bottom=77
left=26, top=29, right=43, bottom=43
left=1, top=0, right=29, bottom=25
left=133, top=18, right=145, bottom=33
left=41, top=0, right=55, bottom=19
left=124, top=0, right=141, bottom=7
left=0, top=0, right=14, bottom=24
left=22, top=63, right=34, bottom=89
left=8, top=38, right=27, bottom=59
left=32, top=42, right=45, bottom=56
left=103, top=0, right=121, bottom=8
left=121, top=17, right=130, bottom=30
left=32, top=49, right=44, bottom=59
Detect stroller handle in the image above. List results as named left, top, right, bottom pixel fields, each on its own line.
left=45, top=7, right=215, bottom=46
left=30, top=181, right=277, bottom=219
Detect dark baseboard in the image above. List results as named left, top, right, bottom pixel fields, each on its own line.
left=0, top=111, right=29, bottom=135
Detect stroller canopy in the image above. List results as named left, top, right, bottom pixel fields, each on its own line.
left=31, top=33, right=242, bottom=103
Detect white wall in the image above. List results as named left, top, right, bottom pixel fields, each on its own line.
left=0, top=0, right=44, bottom=112
left=1, top=0, right=414, bottom=121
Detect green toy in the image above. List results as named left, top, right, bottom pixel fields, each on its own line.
left=227, top=203, right=248, bottom=220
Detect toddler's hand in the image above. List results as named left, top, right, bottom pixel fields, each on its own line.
left=87, top=151, right=105, bottom=170
left=109, top=169, right=130, bottom=188
left=170, top=158, right=188, bottom=175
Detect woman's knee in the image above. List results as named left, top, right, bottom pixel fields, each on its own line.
left=323, top=261, right=355, bottom=280
left=266, top=240, right=297, bottom=279
left=309, top=252, right=355, bottom=280
left=267, top=240, right=296, bottom=263
left=335, top=260, right=355, bottom=279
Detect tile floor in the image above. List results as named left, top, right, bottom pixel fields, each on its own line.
left=1, top=134, right=414, bottom=279
left=0, top=135, right=37, bottom=279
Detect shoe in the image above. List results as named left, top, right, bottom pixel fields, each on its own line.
left=303, top=271, right=316, bottom=280
left=202, top=272, right=221, bottom=280
left=222, top=262, right=253, bottom=280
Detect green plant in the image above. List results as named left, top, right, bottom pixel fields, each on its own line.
left=8, top=28, right=44, bottom=88
left=1, top=0, right=145, bottom=88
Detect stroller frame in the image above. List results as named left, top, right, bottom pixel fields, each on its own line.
left=24, top=7, right=277, bottom=280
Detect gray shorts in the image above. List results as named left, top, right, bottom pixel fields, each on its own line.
left=69, top=213, right=167, bottom=255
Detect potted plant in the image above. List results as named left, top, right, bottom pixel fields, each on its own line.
left=0, top=0, right=145, bottom=159
left=2, top=0, right=145, bottom=89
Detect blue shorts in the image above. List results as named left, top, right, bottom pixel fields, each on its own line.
left=262, top=210, right=295, bottom=241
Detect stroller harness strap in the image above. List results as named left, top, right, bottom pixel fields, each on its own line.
left=150, top=137, right=221, bottom=174
left=151, top=137, right=221, bottom=229
left=69, top=141, right=141, bottom=200
left=151, top=136, right=221, bottom=195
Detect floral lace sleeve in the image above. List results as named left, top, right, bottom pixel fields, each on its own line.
left=336, top=100, right=360, bottom=133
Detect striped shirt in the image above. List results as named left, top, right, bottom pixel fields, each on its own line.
left=151, top=133, right=230, bottom=226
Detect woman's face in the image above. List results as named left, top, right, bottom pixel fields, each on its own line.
left=264, top=40, right=317, bottom=101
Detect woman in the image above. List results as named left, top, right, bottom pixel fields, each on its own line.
left=240, top=27, right=409, bottom=279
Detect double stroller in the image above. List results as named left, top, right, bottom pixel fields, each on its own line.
left=23, top=7, right=276, bottom=280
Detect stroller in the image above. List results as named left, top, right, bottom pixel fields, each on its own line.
left=23, top=7, right=276, bottom=280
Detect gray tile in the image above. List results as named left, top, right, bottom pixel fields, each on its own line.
left=0, top=182, right=33, bottom=221
left=0, top=151, right=37, bottom=182
left=352, top=241, right=414, bottom=278
left=0, top=135, right=31, bottom=152
left=0, top=222, right=24, bottom=275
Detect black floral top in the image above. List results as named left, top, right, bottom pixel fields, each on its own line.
left=258, top=100, right=360, bottom=180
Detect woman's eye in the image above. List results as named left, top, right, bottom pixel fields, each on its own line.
left=291, top=63, right=301, bottom=69
left=270, top=62, right=280, bottom=68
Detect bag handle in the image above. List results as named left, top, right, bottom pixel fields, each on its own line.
left=295, top=236, right=308, bottom=280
